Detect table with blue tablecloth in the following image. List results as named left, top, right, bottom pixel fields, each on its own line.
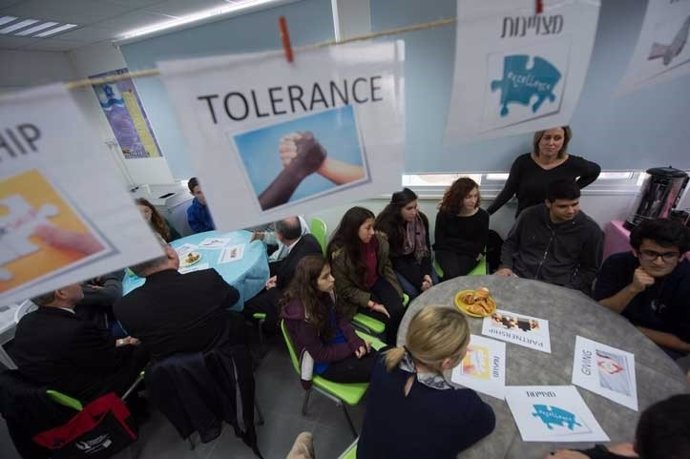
left=122, top=230, right=269, bottom=311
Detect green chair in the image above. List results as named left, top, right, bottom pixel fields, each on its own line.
left=351, top=293, right=409, bottom=337
left=281, top=320, right=378, bottom=438
left=252, top=312, right=267, bottom=345
left=433, top=254, right=487, bottom=279
left=45, top=390, right=83, bottom=412
left=338, top=438, right=358, bottom=459
left=309, top=217, right=328, bottom=255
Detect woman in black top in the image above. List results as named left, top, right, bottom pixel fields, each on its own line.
left=375, top=188, right=434, bottom=299
left=433, top=178, right=489, bottom=280
left=487, top=126, right=600, bottom=217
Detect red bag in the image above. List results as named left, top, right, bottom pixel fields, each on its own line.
left=33, top=392, right=137, bottom=458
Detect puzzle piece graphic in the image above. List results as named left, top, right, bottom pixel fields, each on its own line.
left=490, top=55, right=561, bottom=117
left=532, top=404, right=582, bottom=430
left=0, top=195, right=59, bottom=280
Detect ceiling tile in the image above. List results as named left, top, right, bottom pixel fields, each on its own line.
left=55, top=25, right=115, bottom=43
left=0, top=34, right=37, bottom=49
left=0, top=0, right=24, bottom=10
left=102, top=0, right=167, bottom=8
left=145, top=0, right=229, bottom=18
left=1, top=0, right=131, bottom=25
left=23, top=37, right=84, bottom=51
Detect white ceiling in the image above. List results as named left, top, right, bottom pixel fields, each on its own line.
left=0, top=0, right=243, bottom=52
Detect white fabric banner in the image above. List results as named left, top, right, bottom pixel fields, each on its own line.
left=571, top=336, right=638, bottom=411
left=159, top=41, right=405, bottom=231
left=506, top=385, right=609, bottom=442
left=445, top=0, right=600, bottom=143
left=617, top=0, right=690, bottom=95
left=0, top=84, right=162, bottom=305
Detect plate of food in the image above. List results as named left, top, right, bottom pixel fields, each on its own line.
left=454, top=287, right=497, bottom=318
left=180, top=251, right=202, bottom=268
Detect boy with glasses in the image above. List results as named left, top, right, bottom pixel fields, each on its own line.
left=594, top=218, right=690, bottom=365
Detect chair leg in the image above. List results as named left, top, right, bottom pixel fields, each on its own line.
left=301, top=388, right=312, bottom=415
left=340, top=403, right=357, bottom=439
left=257, top=319, right=265, bottom=346
left=255, top=397, right=265, bottom=426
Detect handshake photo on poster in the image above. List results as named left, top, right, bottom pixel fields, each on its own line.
left=234, top=105, right=368, bottom=211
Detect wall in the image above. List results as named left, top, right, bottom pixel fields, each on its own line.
left=119, top=0, right=335, bottom=180
left=370, top=0, right=690, bottom=173
left=0, top=49, right=75, bottom=90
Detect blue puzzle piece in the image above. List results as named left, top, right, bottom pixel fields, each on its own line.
left=532, top=404, right=582, bottom=431
left=490, top=55, right=561, bottom=117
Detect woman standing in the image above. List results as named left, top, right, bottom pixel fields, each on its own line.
left=281, top=255, right=376, bottom=386
left=434, top=178, right=489, bottom=280
left=135, top=198, right=181, bottom=242
left=327, top=207, right=405, bottom=345
left=487, top=126, right=600, bottom=217
left=357, top=306, right=495, bottom=459
left=375, top=188, right=434, bottom=298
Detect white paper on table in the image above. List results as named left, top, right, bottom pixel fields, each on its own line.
left=451, top=335, right=507, bottom=400
left=175, top=243, right=198, bottom=255
left=571, top=336, right=638, bottom=411
left=0, top=84, right=162, bottom=305
left=159, top=41, right=405, bottom=231
left=616, top=0, right=690, bottom=95
left=444, top=0, right=600, bottom=143
left=506, top=385, right=609, bottom=442
left=481, top=309, right=551, bottom=353
left=218, top=245, right=245, bottom=264
left=198, top=238, right=230, bottom=249
left=179, top=263, right=210, bottom=274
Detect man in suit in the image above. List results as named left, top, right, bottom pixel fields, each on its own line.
left=114, top=235, right=242, bottom=360
left=10, top=284, right=146, bottom=402
left=243, top=216, right=322, bottom=332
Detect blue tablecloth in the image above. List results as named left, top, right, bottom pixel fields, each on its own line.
left=122, top=230, right=269, bottom=311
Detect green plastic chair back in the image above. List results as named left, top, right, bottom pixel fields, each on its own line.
left=252, top=312, right=267, bottom=321
left=352, top=313, right=386, bottom=334
left=280, top=320, right=369, bottom=406
left=46, top=389, right=83, bottom=412
left=434, top=250, right=488, bottom=279
left=338, top=439, right=358, bottom=459
left=309, top=217, right=328, bottom=255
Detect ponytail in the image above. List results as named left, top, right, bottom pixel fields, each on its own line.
left=384, top=346, right=407, bottom=372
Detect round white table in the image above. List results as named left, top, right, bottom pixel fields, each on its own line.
left=397, top=276, right=689, bottom=459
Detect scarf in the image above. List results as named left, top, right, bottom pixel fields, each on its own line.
left=402, top=214, right=430, bottom=262
left=399, top=351, right=453, bottom=391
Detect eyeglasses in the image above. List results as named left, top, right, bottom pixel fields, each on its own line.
left=638, top=249, right=680, bottom=263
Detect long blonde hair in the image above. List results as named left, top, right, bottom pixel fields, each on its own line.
left=385, top=306, right=470, bottom=373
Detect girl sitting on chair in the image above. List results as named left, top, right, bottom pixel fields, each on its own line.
left=281, top=255, right=376, bottom=387
left=327, top=207, right=405, bottom=345
left=357, top=306, right=495, bottom=459
left=375, top=188, right=435, bottom=299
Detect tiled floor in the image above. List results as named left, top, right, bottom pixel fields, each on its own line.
left=0, top=338, right=364, bottom=459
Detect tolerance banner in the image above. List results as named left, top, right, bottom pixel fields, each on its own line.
left=159, top=41, right=405, bottom=230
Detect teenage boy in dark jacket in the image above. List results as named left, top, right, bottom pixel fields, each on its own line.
left=496, top=179, right=603, bottom=295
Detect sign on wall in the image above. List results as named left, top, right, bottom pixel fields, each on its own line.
left=617, top=0, right=690, bottom=95
left=444, top=0, right=600, bottom=143
left=159, top=41, right=405, bottom=230
left=0, top=84, right=163, bottom=305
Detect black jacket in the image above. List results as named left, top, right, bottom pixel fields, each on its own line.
left=273, top=234, right=323, bottom=290
left=114, top=269, right=240, bottom=360
left=9, top=307, right=133, bottom=402
left=500, top=204, right=603, bottom=294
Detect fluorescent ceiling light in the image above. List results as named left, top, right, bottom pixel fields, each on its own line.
left=15, top=21, right=58, bottom=36
left=119, top=0, right=273, bottom=40
left=0, top=16, right=17, bottom=27
left=35, top=23, right=77, bottom=37
left=0, top=18, right=38, bottom=34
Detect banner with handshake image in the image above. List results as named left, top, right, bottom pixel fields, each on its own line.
left=160, top=41, right=404, bottom=230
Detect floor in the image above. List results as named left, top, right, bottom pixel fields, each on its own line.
left=0, top=337, right=363, bottom=459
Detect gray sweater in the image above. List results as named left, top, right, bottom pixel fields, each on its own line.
left=500, top=204, right=603, bottom=294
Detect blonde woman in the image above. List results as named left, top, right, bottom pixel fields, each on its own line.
left=357, top=307, right=495, bottom=459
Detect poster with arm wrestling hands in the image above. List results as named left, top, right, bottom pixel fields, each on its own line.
left=159, top=41, right=405, bottom=230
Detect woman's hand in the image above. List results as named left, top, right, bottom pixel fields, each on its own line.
left=369, top=301, right=390, bottom=318
left=421, top=274, right=433, bottom=291
left=355, top=341, right=371, bottom=359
